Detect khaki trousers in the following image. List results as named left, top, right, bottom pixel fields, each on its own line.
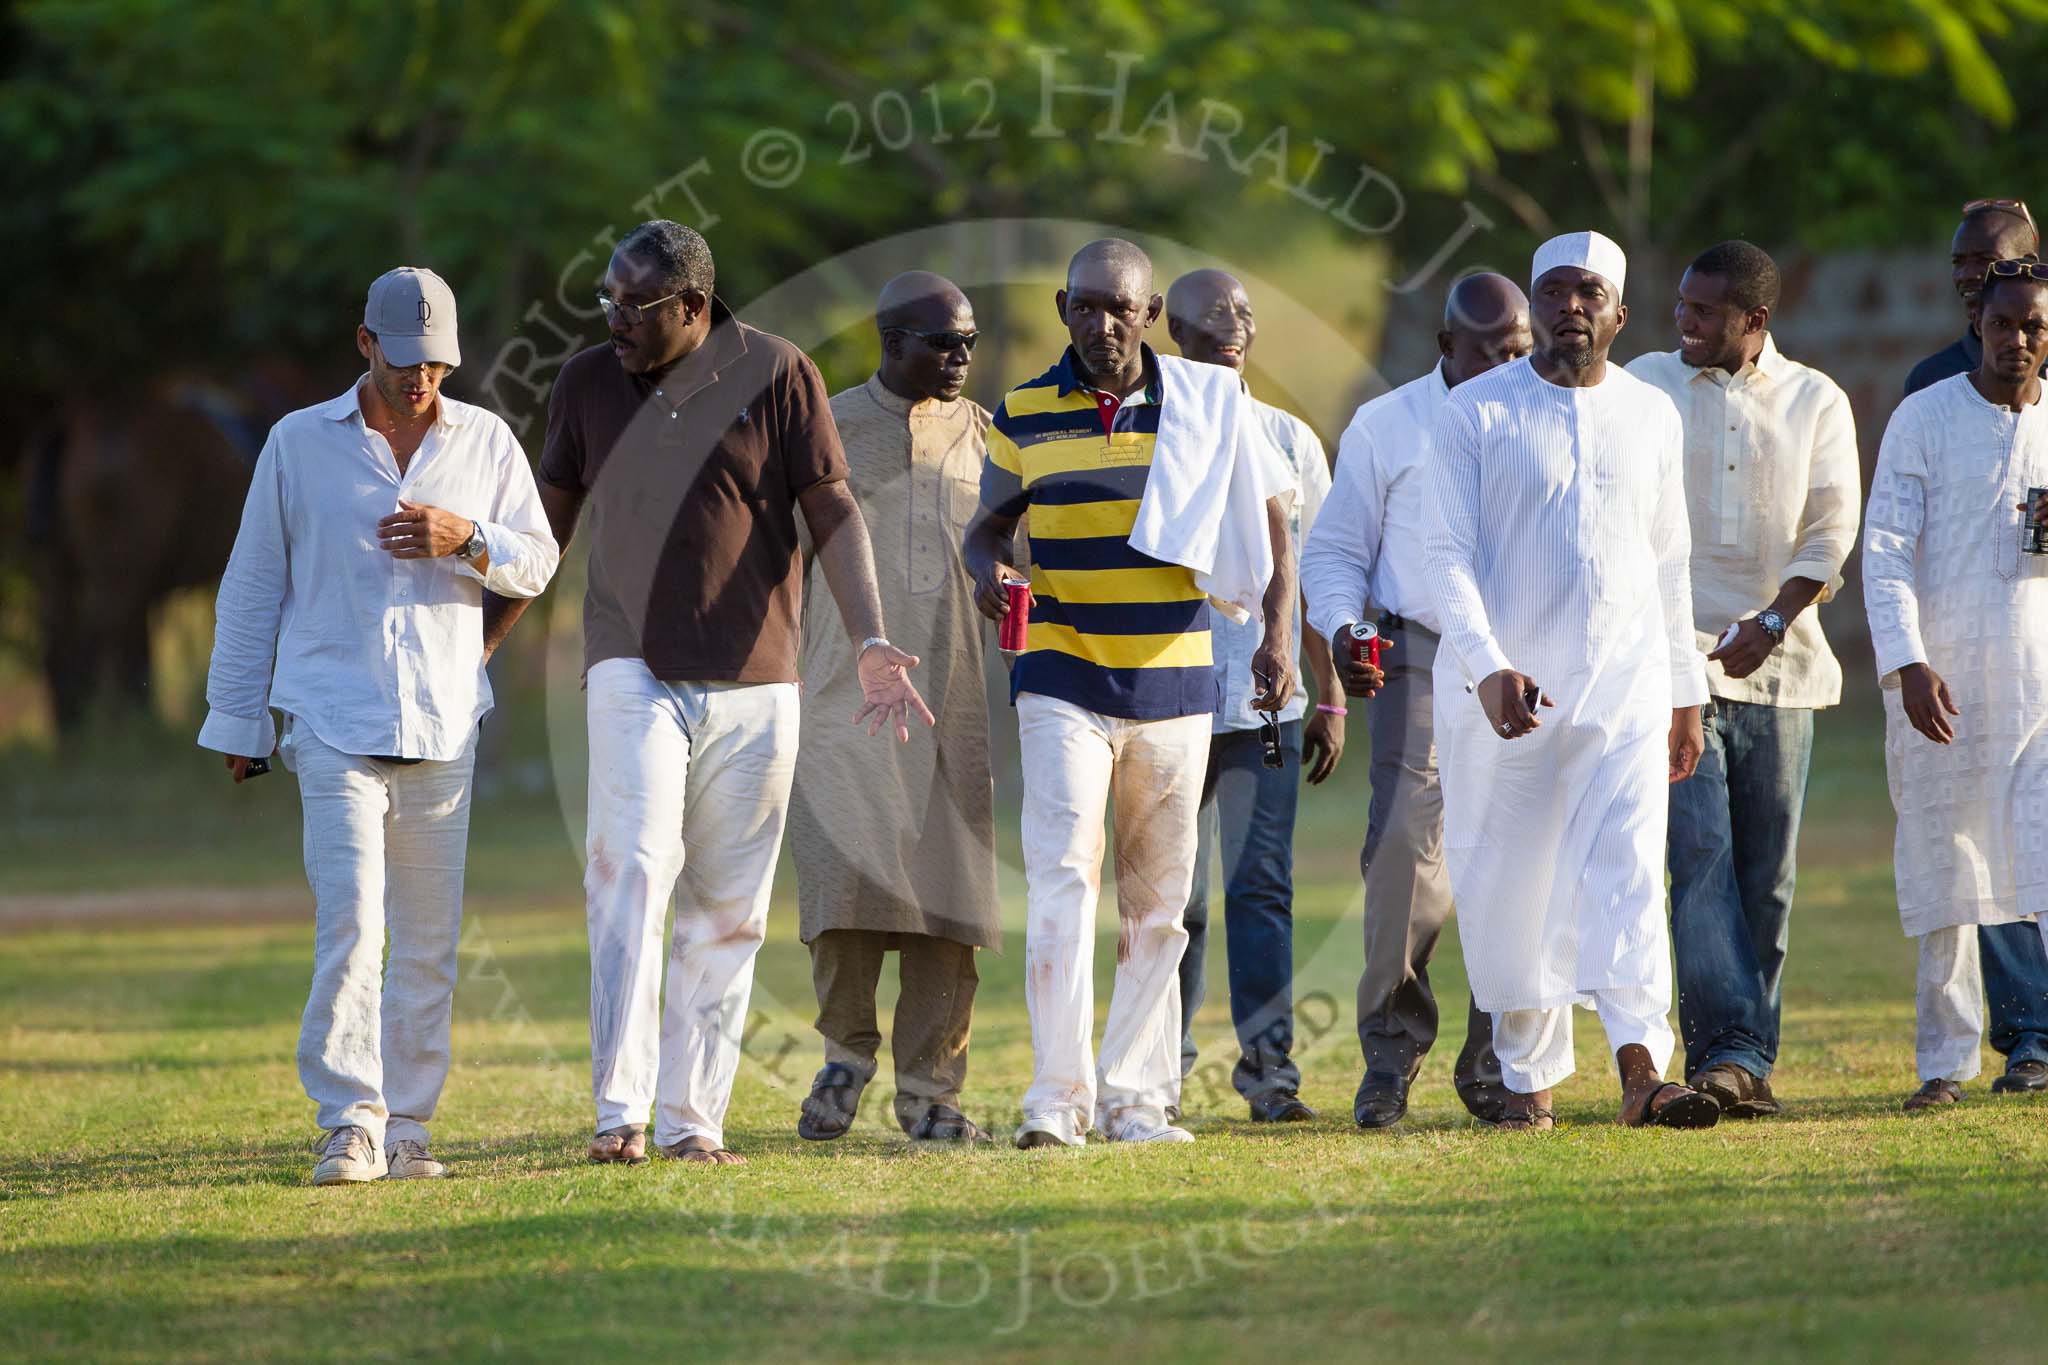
left=810, top=928, right=980, bottom=1132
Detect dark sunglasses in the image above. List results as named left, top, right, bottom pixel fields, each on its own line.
left=1965, top=197, right=2037, bottom=238
left=1988, top=258, right=2048, bottom=282
left=1258, top=712, right=1283, bottom=769
left=890, top=327, right=979, bottom=353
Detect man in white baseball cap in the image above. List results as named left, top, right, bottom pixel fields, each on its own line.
left=364, top=266, right=462, bottom=367
left=200, top=265, right=558, bottom=1184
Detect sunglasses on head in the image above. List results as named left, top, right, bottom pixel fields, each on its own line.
left=889, top=327, right=979, bottom=353
left=1988, top=258, right=2048, bottom=282
left=1965, top=197, right=2037, bottom=239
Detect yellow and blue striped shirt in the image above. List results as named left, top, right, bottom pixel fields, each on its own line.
left=980, top=346, right=1216, bottom=720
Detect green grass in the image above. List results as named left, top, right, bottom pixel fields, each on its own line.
left=4, top=692, right=2045, bottom=1363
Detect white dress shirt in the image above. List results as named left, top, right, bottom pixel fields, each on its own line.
left=1208, top=394, right=1330, bottom=732
left=1302, top=363, right=1449, bottom=648
left=199, top=379, right=558, bottom=762
left=1627, top=336, right=1861, bottom=707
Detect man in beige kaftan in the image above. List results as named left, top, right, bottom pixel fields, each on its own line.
left=791, top=272, right=1001, bottom=1143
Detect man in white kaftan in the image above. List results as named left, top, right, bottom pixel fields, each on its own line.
left=1863, top=261, right=2048, bottom=1110
left=1424, top=230, right=1717, bottom=1129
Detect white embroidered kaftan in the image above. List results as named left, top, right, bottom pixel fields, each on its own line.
left=1863, top=373, right=2048, bottom=935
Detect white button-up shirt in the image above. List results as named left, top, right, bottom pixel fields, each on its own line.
left=1627, top=336, right=1860, bottom=708
left=1208, top=394, right=1330, bottom=732
left=1302, top=363, right=1448, bottom=647
left=199, top=379, right=559, bottom=762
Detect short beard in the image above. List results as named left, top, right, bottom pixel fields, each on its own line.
left=1546, top=337, right=1597, bottom=370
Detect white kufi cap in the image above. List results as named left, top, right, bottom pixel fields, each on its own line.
left=1530, top=230, right=1627, bottom=300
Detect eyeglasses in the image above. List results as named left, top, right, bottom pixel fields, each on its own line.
left=1988, top=258, right=2048, bottom=282
left=596, top=290, right=685, bottom=327
left=888, top=327, right=979, bottom=353
left=1964, top=197, right=2037, bottom=238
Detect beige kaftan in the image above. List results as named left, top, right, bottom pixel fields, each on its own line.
left=791, top=376, right=1001, bottom=949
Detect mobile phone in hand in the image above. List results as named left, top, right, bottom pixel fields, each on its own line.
left=245, top=757, right=271, bottom=778
left=1522, top=681, right=1543, bottom=710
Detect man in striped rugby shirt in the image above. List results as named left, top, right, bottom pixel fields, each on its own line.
left=963, top=238, right=1296, bottom=1148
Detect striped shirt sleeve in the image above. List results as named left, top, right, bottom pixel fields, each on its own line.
left=980, top=402, right=1029, bottom=517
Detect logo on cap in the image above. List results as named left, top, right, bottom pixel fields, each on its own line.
left=417, top=299, right=433, bottom=323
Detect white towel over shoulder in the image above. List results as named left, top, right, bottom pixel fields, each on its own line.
left=1129, top=353, right=1294, bottom=624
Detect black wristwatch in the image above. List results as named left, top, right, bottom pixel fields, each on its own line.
left=1755, top=608, right=1787, bottom=644
left=456, top=521, right=485, bottom=562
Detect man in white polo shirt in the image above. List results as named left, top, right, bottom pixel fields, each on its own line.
left=200, top=267, right=559, bottom=1185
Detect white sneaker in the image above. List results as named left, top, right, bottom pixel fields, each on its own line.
left=384, top=1138, right=447, bottom=1179
left=1101, top=1109, right=1195, bottom=1144
left=1012, top=1114, right=1085, bottom=1149
left=312, top=1126, right=387, bottom=1185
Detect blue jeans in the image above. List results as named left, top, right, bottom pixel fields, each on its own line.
left=1666, top=699, right=1812, bottom=1080
left=1979, top=922, right=2048, bottom=1068
left=1177, top=721, right=1301, bottom=1100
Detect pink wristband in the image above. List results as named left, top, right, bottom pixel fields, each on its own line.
left=1316, top=703, right=1348, bottom=716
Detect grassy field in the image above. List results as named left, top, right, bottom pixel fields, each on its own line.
left=4, top=690, right=2046, bottom=1363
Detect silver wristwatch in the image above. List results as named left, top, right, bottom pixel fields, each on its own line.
left=456, top=521, right=485, bottom=562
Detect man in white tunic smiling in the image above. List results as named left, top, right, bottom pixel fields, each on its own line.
left=1865, top=258, right=2048, bottom=1112
left=1424, top=230, right=1717, bottom=1130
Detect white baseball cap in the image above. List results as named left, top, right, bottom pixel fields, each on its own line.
left=363, top=266, right=460, bottom=367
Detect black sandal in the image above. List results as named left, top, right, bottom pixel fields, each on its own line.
left=1495, top=1106, right=1554, bottom=1131
left=1629, top=1081, right=1720, bottom=1129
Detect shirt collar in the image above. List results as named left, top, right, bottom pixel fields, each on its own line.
left=320, top=376, right=473, bottom=430
left=1054, top=342, right=1162, bottom=403
left=633, top=295, right=747, bottom=393
left=1688, top=332, right=1784, bottom=387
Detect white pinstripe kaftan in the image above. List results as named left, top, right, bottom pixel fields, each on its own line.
left=1424, top=357, right=1709, bottom=1017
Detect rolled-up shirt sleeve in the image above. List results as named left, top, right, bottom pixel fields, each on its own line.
left=1783, top=382, right=1862, bottom=599
left=458, top=419, right=560, bottom=599
left=197, top=431, right=287, bottom=758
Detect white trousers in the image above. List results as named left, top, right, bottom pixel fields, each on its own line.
left=584, top=657, right=799, bottom=1147
left=1492, top=986, right=1676, bottom=1094
left=1016, top=693, right=1209, bottom=1140
left=285, top=719, right=476, bottom=1146
left=1916, top=926, right=1985, bottom=1083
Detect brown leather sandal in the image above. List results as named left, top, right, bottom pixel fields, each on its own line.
left=588, top=1125, right=648, bottom=1165
left=1496, top=1106, right=1555, bottom=1131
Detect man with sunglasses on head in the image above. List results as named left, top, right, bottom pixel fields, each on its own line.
left=1160, top=268, right=1335, bottom=1125
left=1895, top=201, right=2048, bottom=1100
left=1906, top=199, right=2041, bottom=397
left=788, top=272, right=1001, bottom=1147
left=1868, top=255, right=2048, bottom=1110
left=483, top=220, right=932, bottom=1167
left=201, top=267, right=560, bottom=1184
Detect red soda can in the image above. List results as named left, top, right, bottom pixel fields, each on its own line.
left=1345, top=621, right=1381, bottom=668
left=1000, top=578, right=1031, bottom=651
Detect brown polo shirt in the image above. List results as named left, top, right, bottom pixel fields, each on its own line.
left=538, top=299, right=849, bottom=682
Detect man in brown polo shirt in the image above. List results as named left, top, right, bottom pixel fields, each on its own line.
left=485, top=219, right=930, bottom=1166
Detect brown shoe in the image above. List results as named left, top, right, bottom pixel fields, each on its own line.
left=1903, top=1078, right=1963, bottom=1112
left=1689, top=1063, right=1783, bottom=1119
left=905, top=1103, right=993, bottom=1144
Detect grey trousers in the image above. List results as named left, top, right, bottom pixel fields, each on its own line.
left=1356, top=622, right=1502, bottom=1098
left=810, top=928, right=979, bottom=1133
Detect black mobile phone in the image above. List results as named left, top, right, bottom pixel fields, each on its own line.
left=245, top=757, right=271, bottom=778
left=1522, top=682, right=1543, bottom=710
